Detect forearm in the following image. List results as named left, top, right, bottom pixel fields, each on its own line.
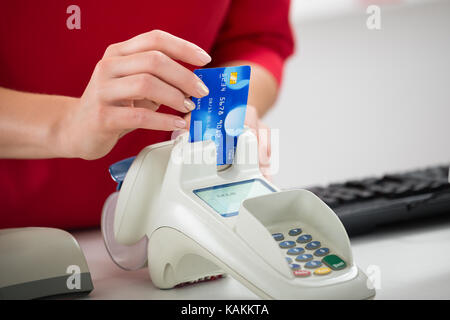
left=217, top=61, right=278, bottom=117
left=0, top=31, right=212, bottom=161
left=0, top=87, right=75, bottom=159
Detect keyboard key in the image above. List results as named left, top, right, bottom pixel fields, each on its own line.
left=287, top=247, right=305, bottom=255
left=391, top=184, right=414, bottom=197
left=272, top=233, right=284, bottom=241
left=295, top=254, right=313, bottom=262
left=346, top=177, right=379, bottom=188
left=322, top=254, right=347, bottom=270
left=279, top=241, right=296, bottom=249
left=370, top=183, right=397, bottom=195
left=304, top=260, right=322, bottom=269
left=429, top=180, right=448, bottom=190
left=294, top=270, right=311, bottom=277
left=412, top=182, right=431, bottom=192
left=285, top=257, right=293, bottom=264
left=321, top=196, right=339, bottom=207
left=296, top=234, right=312, bottom=243
left=332, top=190, right=357, bottom=202
left=305, top=241, right=321, bottom=250
left=314, top=267, right=332, bottom=276
left=289, top=263, right=301, bottom=270
left=288, top=228, right=302, bottom=236
left=352, top=189, right=374, bottom=199
left=314, top=247, right=330, bottom=257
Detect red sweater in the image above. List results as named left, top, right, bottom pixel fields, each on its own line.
left=0, top=0, right=294, bottom=230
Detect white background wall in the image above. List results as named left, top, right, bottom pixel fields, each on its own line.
left=266, top=0, right=450, bottom=189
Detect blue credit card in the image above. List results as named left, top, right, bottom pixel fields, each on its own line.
left=189, top=66, right=251, bottom=165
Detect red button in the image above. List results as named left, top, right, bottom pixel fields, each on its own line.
left=293, top=270, right=311, bottom=277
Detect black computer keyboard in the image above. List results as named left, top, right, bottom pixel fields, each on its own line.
left=303, top=165, right=450, bottom=235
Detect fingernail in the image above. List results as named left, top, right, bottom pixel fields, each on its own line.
left=196, top=48, right=211, bottom=65
left=196, top=81, right=209, bottom=97
left=174, top=118, right=187, bottom=129
left=184, top=98, right=196, bottom=111
left=172, top=129, right=187, bottom=140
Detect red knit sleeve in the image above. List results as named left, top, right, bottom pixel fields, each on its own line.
left=210, top=0, right=295, bottom=84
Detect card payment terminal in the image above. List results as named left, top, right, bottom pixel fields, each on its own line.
left=101, top=129, right=375, bottom=299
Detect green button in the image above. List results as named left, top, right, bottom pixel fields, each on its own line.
left=322, top=254, right=346, bottom=270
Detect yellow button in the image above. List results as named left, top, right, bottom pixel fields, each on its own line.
left=314, top=267, right=332, bottom=276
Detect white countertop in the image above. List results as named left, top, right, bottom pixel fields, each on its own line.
left=73, top=213, right=450, bottom=300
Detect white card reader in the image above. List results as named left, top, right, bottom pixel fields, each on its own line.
left=101, top=129, right=375, bottom=299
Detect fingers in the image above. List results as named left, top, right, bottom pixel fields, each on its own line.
left=245, top=105, right=259, bottom=137
left=245, top=105, right=271, bottom=171
left=96, top=30, right=211, bottom=118
left=103, top=30, right=211, bottom=66
left=171, top=129, right=189, bottom=140
left=257, top=122, right=272, bottom=180
left=133, top=99, right=160, bottom=111
left=258, top=123, right=271, bottom=167
left=258, top=121, right=272, bottom=159
left=100, top=73, right=196, bottom=113
left=187, top=106, right=271, bottom=178
left=104, top=51, right=209, bottom=98
left=184, top=112, right=191, bottom=130
left=105, top=106, right=187, bottom=132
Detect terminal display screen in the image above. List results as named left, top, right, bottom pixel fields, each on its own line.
left=193, top=179, right=275, bottom=217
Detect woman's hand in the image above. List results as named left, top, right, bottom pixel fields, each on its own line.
left=60, top=30, right=211, bottom=160
left=244, top=105, right=272, bottom=179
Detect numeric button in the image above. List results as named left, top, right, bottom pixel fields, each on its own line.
left=296, top=234, right=312, bottom=244
left=314, top=248, right=330, bottom=257
left=272, top=233, right=284, bottom=241
left=305, top=241, right=321, bottom=250
left=279, top=241, right=296, bottom=249
left=304, top=260, right=322, bottom=269
left=288, top=228, right=302, bottom=236
left=295, top=254, right=313, bottom=262
left=287, top=247, right=305, bottom=255
left=289, top=263, right=301, bottom=270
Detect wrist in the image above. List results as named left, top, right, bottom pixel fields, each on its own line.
left=49, top=96, right=80, bottom=158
